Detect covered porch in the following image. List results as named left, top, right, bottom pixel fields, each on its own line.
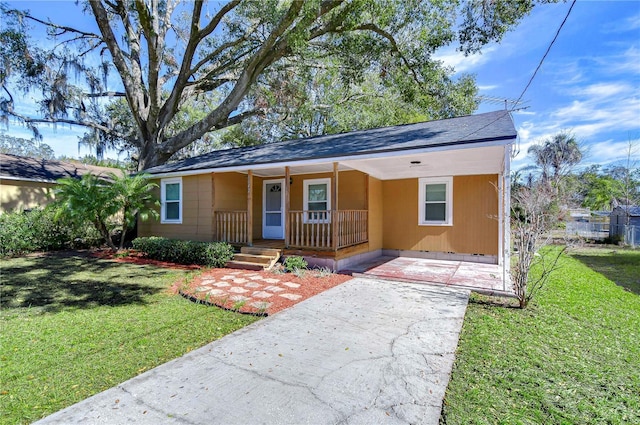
left=212, top=162, right=370, bottom=254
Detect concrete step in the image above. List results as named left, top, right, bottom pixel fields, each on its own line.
left=233, top=253, right=273, bottom=265
left=225, top=260, right=266, bottom=271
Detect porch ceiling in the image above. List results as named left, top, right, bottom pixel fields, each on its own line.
left=341, top=145, right=507, bottom=180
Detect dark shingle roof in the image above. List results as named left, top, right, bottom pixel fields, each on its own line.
left=0, top=153, right=123, bottom=183
left=145, top=110, right=516, bottom=175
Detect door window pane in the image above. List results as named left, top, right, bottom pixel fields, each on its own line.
left=265, top=213, right=281, bottom=226
left=266, top=183, right=282, bottom=211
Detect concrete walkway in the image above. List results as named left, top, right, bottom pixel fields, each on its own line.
left=36, top=278, right=470, bottom=425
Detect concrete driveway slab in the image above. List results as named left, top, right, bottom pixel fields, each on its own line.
left=35, top=278, right=470, bottom=425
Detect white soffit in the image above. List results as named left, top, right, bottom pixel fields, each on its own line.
left=340, top=145, right=506, bottom=180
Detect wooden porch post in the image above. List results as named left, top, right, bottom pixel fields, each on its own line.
left=332, top=162, right=338, bottom=250
left=247, top=170, right=253, bottom=246
left=285, top=166, right=290, bottom=248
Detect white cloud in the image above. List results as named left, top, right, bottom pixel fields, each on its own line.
left=603, top=11, right=640, bottom=33
left=571, top=82, right=631, bottom=98
left=433, top=46, right=497, bottom=74
left=601, top=46, right=640, bottom=75
left=477, top=84, right=499, bottom=91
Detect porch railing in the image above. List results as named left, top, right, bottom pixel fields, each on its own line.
left=214, top=210, right=248, bottom=244
left=288, top=210, right=368, bottom=250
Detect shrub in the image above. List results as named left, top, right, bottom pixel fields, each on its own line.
left=0, top=207, right=102, bottom=257
left=283, top=255, right=308, bottom=272
left=131, top=237, right=234, bottom=267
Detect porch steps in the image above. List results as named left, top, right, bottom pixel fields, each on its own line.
left=226, top=246, right=281, bottom=271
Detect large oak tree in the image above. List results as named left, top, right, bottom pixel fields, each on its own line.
left=1, top=0, right=539, bottom=170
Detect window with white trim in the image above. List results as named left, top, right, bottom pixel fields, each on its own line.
left=418, top=177, right=453, bottom=226
left=161, top=177, right=182, bottom=223
left=303, top=178, right=331, bottom=223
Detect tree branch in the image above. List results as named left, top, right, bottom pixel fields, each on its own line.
left=161, top=108, right=264, bottom=154
left=83, top=91, right=127, bottom=98
left=352, top=23, right=421, bottom=85
left=18, top=12, right=103, bottom=40
left=158, top=0, right=242, bottom=134
left=6, top=110, right=128, bottom=140
left=89, top=0, right=148, bottom=134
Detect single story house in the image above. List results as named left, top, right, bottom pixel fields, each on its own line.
left=0, top=153, right=122, bottom=213
left=140, top=110, right=516, bottom=277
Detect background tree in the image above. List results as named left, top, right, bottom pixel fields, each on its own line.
left=527, top=131, right=582, bottom=193
left=1, top=0, right=540, bottom=170
left=0, top=133, right=55, bottom=159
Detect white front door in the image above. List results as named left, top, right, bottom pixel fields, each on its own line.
left=263, top=179, right=285, bottom=239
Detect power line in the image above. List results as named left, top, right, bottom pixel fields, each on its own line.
left=514, top=0, right=577, bottom=107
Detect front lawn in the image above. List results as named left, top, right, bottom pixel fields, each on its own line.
left=0, top=253, right=259, bottom=425
left=442, top=247, right=640, bottom=424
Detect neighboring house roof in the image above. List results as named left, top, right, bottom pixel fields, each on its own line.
left=611, top=205, right=640, bottom=217
left=144, top=110, right=516, bottom=175
left=0, top=153, right=123, bottom=183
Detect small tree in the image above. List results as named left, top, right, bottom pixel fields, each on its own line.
left=54, top=172, right=158, bottom=251
left=511, top=183, right=565, bottom=308
left=512, top=131, right=583, bottom=308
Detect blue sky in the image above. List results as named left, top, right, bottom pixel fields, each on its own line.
left=2, top=1, right=639, bottom=171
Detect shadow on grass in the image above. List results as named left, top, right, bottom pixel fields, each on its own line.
left=1, top=252, right=176, bottom=313
left=571, top=250, right=640, bottom=295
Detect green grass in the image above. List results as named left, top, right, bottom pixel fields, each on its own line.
left=442, top=247, right=640, bottom=424
left=0, top=253, right=259, bottom=424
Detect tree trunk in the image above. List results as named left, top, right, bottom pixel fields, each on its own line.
left=138, top=140, right=172, bottom=171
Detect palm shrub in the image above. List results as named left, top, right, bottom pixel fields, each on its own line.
left=54, top=173, right=120, bottom=250
left=53, top=173, right=159, bottom=251
left=109, top=172, right=159, bottom=249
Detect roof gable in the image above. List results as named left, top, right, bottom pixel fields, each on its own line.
left=144, top=110, right=516, bottom=175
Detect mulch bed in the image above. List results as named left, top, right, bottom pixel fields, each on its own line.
left=91, top=249, right=352, bottom=315
left=175, top=267, right=352, bottom=316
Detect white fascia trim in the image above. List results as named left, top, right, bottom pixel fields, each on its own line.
left=0, top=176, right=56, bottom=184
left=146, top=138, right=516, bottom=179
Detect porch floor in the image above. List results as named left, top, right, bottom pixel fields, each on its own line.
left=348, top=256, right=513, bottom=296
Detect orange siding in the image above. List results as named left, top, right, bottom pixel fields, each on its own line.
left=138, top=174, right=214, bottom=242
left=338, top=170, right=367, bottom=210
left=0, top=179, right=56, bottom=213
left=367, top=176, right=383, bottom=251
left=213, top=172, right=248, bottom=210
left=252, top=175, right=264, bottom=237
left=382, top=175, right=499, bottom=256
